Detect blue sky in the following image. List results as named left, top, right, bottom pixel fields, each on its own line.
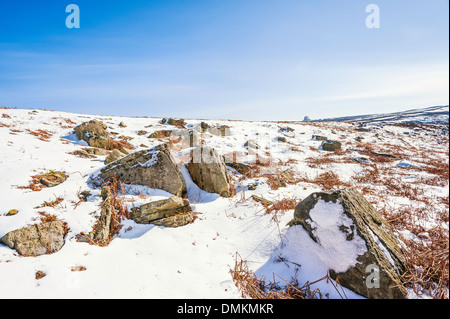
left=0, top=0, right=448, bottom=120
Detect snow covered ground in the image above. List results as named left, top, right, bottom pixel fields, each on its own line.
left=0, top=107, right=448, bottom=299
left=314, top=105, right=449, bottom=125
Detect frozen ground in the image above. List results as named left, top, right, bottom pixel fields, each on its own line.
left=0, top=107, right=448, bottom=299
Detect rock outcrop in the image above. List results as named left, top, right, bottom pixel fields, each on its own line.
left=74, top=120, right=111, bottom=149
left=187, top=146, right=232, bottom=197
left=1, top=221, right=66, bottom=257
left=75, top=186, right=116, bottom=245
left=288, top=187, right=407, bottom=299
left=99, top=144, right=186, bottom=197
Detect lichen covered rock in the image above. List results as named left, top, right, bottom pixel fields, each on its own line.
left=288, top=187, right=407, bottom=299
left=100, top=144, right=186, bottom=197
left=187, top=146, right=231, bottom=197
left=1, top=221, right=66, bottom=257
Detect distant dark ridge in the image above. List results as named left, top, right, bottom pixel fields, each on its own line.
left=312, top=105, right=449, bottom=125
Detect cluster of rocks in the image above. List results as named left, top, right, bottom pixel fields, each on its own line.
left=71, top=119, right=134, bottom=162
left=1, top=117, right=410, bottom=299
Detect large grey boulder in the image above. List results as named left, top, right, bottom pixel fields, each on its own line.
left=99, top=144, right=186, bottom=197
left=288, top=187, right=407, bottom=299
left=187, top=146, right=232, bottom=197
left=1, top=221, right=66, bottom=257
left=130, top=196, right=191, bottom=224
left=39, top=171, right=68, bottom=188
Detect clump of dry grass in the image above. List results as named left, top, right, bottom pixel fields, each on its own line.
left=37, top=211, right=58, bottom=223
left=400, top=225, right=449, bottom=299
left=230, top=253, right=350, bottom=299
left=91, top=137, right=135, bottom=151
left=377, top=201, right=449, bottom=299
left=71, top=265, right=87, bottom=272
left=34, top=196, right=64, bottom=209
left=25, top=128, right=53, bottom=142
left=264, top=197, right=298, bottom=217
left=229, top=253, right=310, bottom=299
left=80, top=176, right=130, bottom=247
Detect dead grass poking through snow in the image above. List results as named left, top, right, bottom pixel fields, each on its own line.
left=377, top=201, right=449, bottom=299
left=25, top=129, right=53, bottom=142
left=230, top=253, right=321, bottom=299
left=230, top=253, right=352, bottom=299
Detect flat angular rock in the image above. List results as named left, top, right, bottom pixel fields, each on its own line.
left=288, top=187, right=407, bottom=299
left=152, top=211, right=196, bottom=228
left=39, top=171, right=67, bottom=187
left=130, top=196, right=192, bottom=224
left=148, top=130, right=174, bottom=139
left=187, top=146, right=232, bottom=197
left=1, top=221, right=66, bottom=257
left=100, top=144, right=186, bottom=197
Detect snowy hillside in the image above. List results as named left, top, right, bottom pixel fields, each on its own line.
left=0, top=107, right=448, bottom=299
left=313, top=105, right=449, bottom=125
